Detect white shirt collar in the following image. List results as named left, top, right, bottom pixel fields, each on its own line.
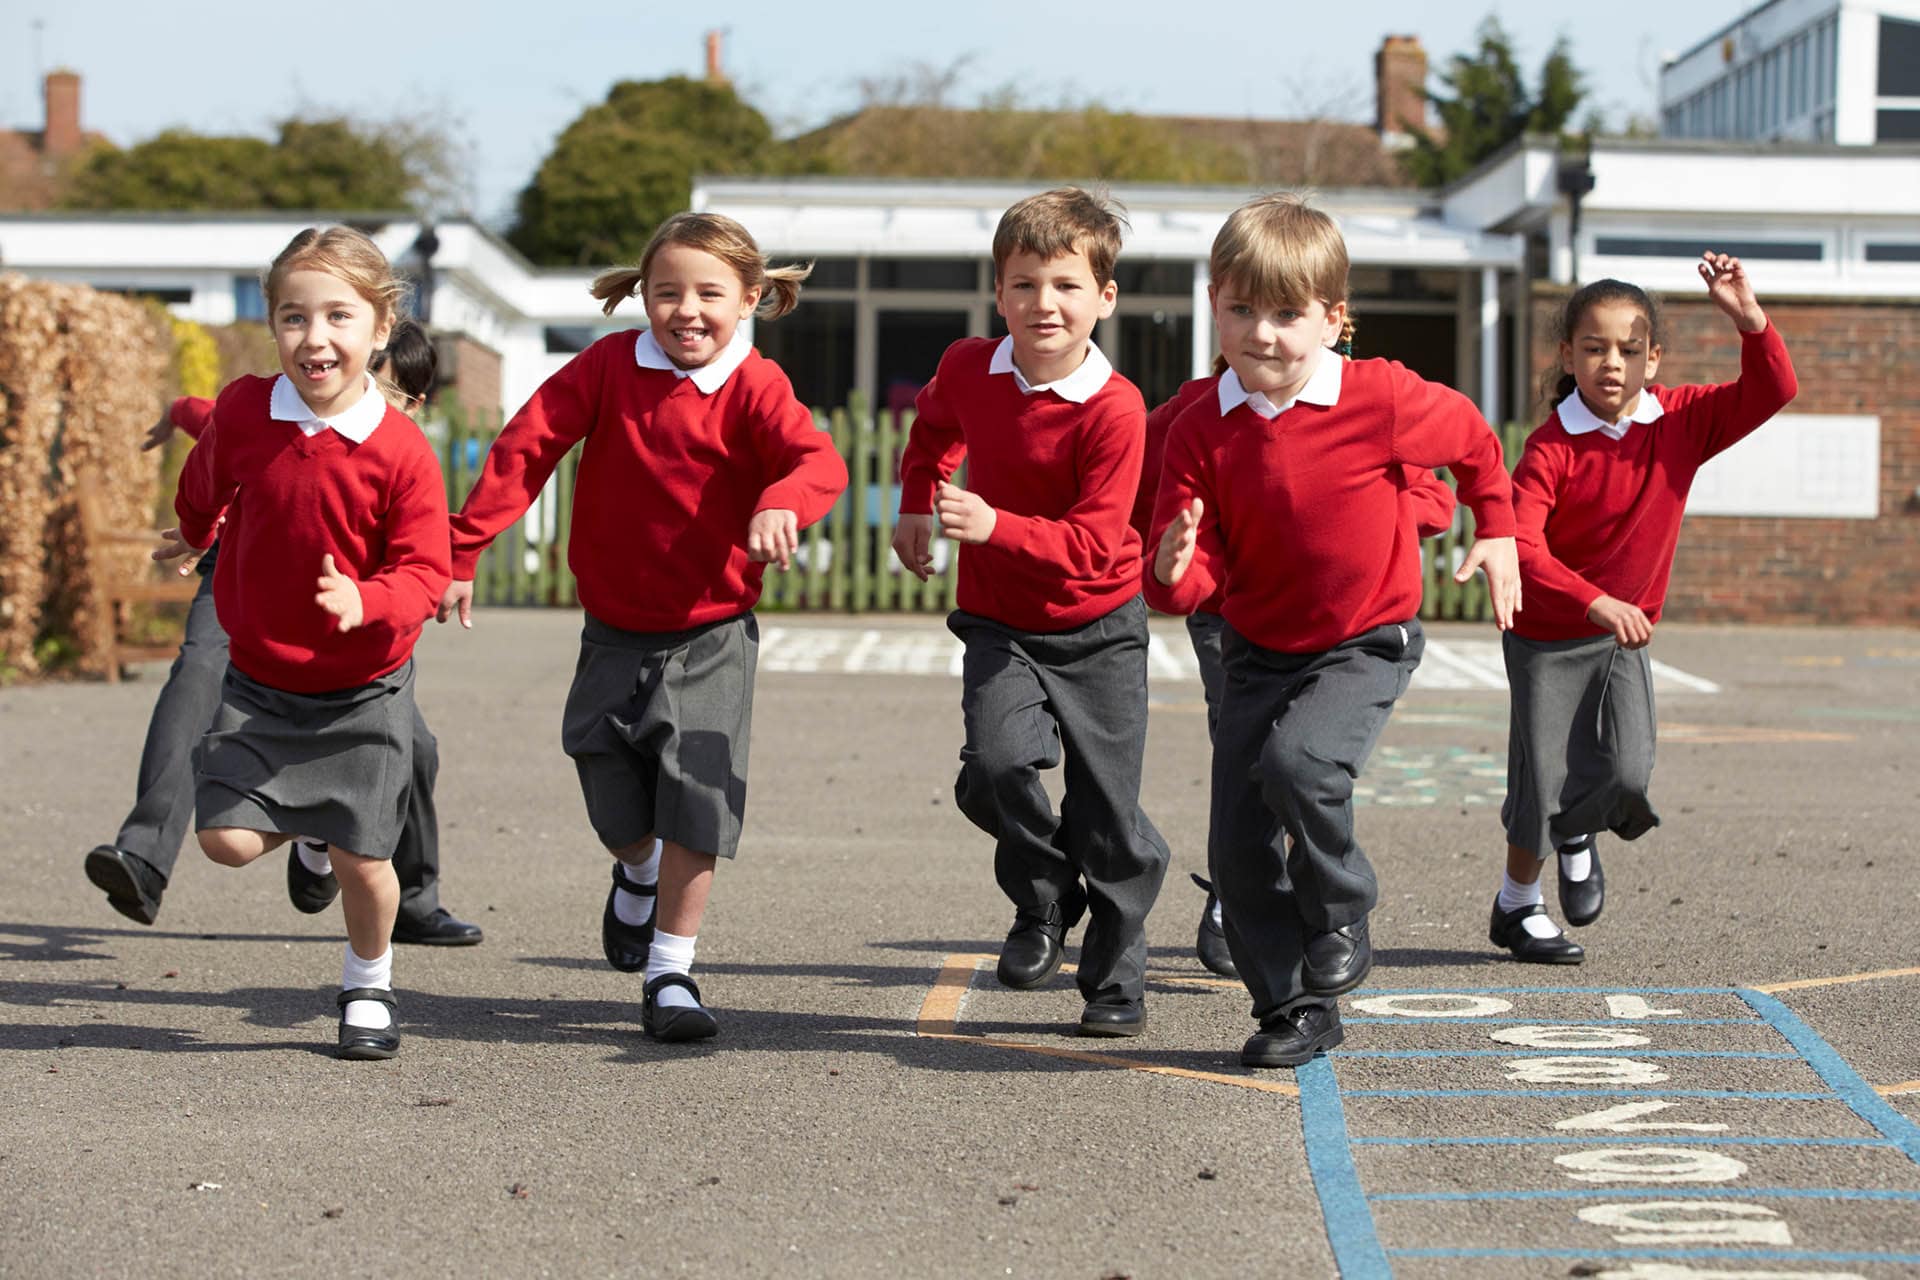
left=1216, top=350, right=1344, bottom=420
left=1557, top=387, right=1665, bottom=440
left=269, top=373, right=386, bottom=443
left=988, top=336, right=1114, bottom=403
left=635, top=327, right=753, bottom=395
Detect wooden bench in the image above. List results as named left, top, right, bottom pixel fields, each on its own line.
left=73, top=467, right=200, bottom=682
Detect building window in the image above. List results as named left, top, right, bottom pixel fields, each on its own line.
left=233, top=276, right=267, bottom=321
left=543, top=324, right=627, bottom=354
left=869, top=258, right=980, bottom=291
left=1594, top=237, right=1823, bottom=261
left=1113, top=261, right=1192, bottom=296
left=100, top=285, right=193, bottom=306
left=1865, top=243, right=1920, bottom=263
left=1789, top=33, right=1807, bottom=119
left=753, top=300, right=855, bottom=409
left=802, top=258, right=858, bottom=290
left=1876, top=109, right=1920, bottom=141
left=1816, top=18, right=1836, bottom=109
left=1879, top=17, right=1920, bottom=96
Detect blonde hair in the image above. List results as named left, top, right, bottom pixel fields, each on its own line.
left=992, top=187, right=1128, bottom=288
left=264, top=226, right=408, bottom=325
left=589, top=212, right=810, bottom=320
left=1210, top=193, right=1350, bottom=325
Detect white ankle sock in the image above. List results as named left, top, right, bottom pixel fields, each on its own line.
left=340, top=945, right=393, bottom=1030
left=296, top=839, right=333, bottom=877
left=1497, top=872, right=1562, bottom=940
left=613, top=840, right=661, bottom=927
left=645, top=930, right=699, bottom=1010
left=1558, top=838, right=1594, bottom=882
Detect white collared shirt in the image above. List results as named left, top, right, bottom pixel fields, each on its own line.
left=269, top=373, right=386, bottom=443
left=1557, top=387, right=1665, bottom=440
left=1216, top=350, right=1344, bottom=420
left=635, top=327, right=753, bottom=395
left=987, top=336, right=1114, bottom=403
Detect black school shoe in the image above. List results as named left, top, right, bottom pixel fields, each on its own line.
left=1302, top=918, right=1372, bottom=996
left=1078, top=999, right=1146, bottom=1038
left=84, top=845, right=166, bottom=925
left=641, top=973, right=719, bottom=1043
left=392, top=908, right=485, bottom=947
left=995, top=886, right=1086, bottom=990
left=1557, top=836, right=1605, bottom=927
left=1241, top=1004, right=1343, bottom=1068
left=286, top=843, right=339, bottom=914
left=1191, top=874, right=1238, bottom=978
left=336, top=987, right=399, bottom=1060
left=1488, top=899, right=1585, bottom=964
left=602, top=862, right=657, bottom=972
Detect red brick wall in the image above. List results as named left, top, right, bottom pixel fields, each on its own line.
left=434, top=332, right=502, bottom=424
left=1528, top=286, right=1920, bottom=625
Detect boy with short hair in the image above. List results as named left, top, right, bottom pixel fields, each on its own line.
left=893, top=187, right=1170, bottom=1037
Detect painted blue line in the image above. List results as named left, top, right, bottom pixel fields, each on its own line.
left=1344, top=1017, right=1762, bottom=1026
left=1353, top=1134, right=1893, bottom=1148
left=1740, top=988, right=1920, bottom=1166
left=1295, top=1056, right=1391, bottom=1279
left=1332, top=1048, right=1797, bottom=1059
left=1389, top=1247, right=1920, bottom=1265
left=1370, top=1187, right=1920, bottom=1203
left=1343, top=1088, right=1834, bottom=1099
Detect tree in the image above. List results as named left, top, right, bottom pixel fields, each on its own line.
left=507, top=77, right=779, bottom=267
left=1399, top=18, right=1588, bottom=187
left=61, top=117, right=450, bottom=212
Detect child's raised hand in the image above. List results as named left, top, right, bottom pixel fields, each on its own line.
left=315, top=554, right=364, bottom=633
left=153, top=525, right=210, bottom=576
left=892, top=514, right=935, bottom=581
left=747, top=508, right=799, bottom=571
left=1699, top=252, right=1767, bottom=333
left=141, top=413, right=176, bottom=452
left=1587, top=594, right=1654, bottom=649
left=436, top=580, right=475, bottom=629
left=1154, top=498, right=1203, bottom=587
left=935, top=480, right=997, bottom=545
left=1457, top=534, right=1522, bottom=631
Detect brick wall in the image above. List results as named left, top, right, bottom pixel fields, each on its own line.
left=434, top=332, right=503, bottom=424
left=1528, top=285, right=1920, bottom=625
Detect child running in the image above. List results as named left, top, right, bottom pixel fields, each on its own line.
left=1147, top=194, right=1519, bottom=1068
left=894, top=187, right=1169, bottom=1037
left=158, top=228, right=452, bottom=1060
left=438, top=212, right=847, bottom=1041
left=1489, top=254, right=1796, bottom=963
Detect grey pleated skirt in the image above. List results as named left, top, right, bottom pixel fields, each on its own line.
left=194, top=661, right=416, bottom=860
left=1501, top=631, right=1660, bottom=857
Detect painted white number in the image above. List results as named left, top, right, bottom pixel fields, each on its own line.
left=1606, top=995, right=1685, bottom=1020
left=1554, top=1147, right=1748, bottom=1183
left=1505, top=1056, right=1668, bottom=1084
left=1593, top=1265, right=1864, bottom=1279
left=1579, top=1201, right=1792, bottom=1245
left=1349, top=994, right=1513, bottom=1018
left=1492, top=1026, right=1651, bottom=1050
left=1554, top=1101, right=1729, bottom=1133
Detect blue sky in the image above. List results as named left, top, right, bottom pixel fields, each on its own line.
left=6, top=0, right=1752, bottom=225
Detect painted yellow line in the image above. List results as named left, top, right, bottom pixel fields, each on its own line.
left=1151, top=973, right=1246, bottom=991
left=916, top=952, right=1297, bottom=1098
left=1753, top=967, right=1920, bottom=994
left=1878, top=1081, right=1920, bottom=1096
left=1660, top=723, right=1853, bottom=744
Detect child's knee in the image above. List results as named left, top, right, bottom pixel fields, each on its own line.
left=198, top=829, right=255, bottom=866
left=330, top=850, right=395, bottom=885
left=1257, top=728, right=1350, bottom=812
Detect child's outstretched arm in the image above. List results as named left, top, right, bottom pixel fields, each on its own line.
left=1142, top=420, right=1224, bottom=616
left=1700, top=251, right=1767, bottom=334
left=1689, top=252, right=1799, bottom=459
left=1397, top=465, right=1458, bottom=539
left=896, top=362, right=968, bottom=580
left=747, top=371, right=850, bottom=572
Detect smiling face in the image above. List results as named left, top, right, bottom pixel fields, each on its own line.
left=1211, top=279, right=1346, bottom=403
left=1561, top=299, right=1662, bottom=422
left=993, top=247, right=1118, bottom=385
left=644, top=243, right=760, bottom=369
left=272, top=269, right=392, bottom=419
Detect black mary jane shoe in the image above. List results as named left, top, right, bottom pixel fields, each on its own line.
left=602, top=862, right=657, bottom=973
left=1302, top=918, right=1372, bottom=996
left=1077, top=999, right=1147, bottom=1038
left=392, top=908, right=485, bottom=947
left=1488, top=899, right=1585, bottom=964
left=1557, top=837, right=1605, bottom=928
left=286, top=843, right=340, bottom=915
left=85, top=845, right=165, bottom=926
left=1190, top=873, right=1238, bottom=979
left=641, top=973, right=719, bottom=1043
left=995, top=888, right=1086, bottom=990
left=336, top=988, right=400, bottom=1061
left=1241, top=1004, right=1344, bottom=1069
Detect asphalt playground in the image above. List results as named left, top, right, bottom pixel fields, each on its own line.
left=3, top=612, right=1917, bottom=1278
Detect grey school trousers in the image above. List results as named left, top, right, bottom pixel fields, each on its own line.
left=947, top=596, right=1171, bottom=1005
left=112, top=556, right=448, bottom=924
left=1210, top=618, right=1424, bottom=1024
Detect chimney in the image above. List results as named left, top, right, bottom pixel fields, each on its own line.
left=43, top=69, right=82, bottom=157
left=1375, top=36, right=1427, bottom=142
left=705, top=31, right=727, bottom=85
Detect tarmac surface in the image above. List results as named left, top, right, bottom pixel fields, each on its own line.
left=3, top=612, right=1917, bottom=1279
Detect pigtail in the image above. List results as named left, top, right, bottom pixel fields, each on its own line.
left=757, top=262, right=812, bottom=321
left=1210, top=353, right=1229, bottom=377
left=590, top=266, right=646, bottom=318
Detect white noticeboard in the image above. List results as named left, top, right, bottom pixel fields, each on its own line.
left=1685, top=414, right=1880, bottom=519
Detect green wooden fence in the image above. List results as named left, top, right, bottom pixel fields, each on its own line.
left=436, top=402, right=1529, bottom=623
